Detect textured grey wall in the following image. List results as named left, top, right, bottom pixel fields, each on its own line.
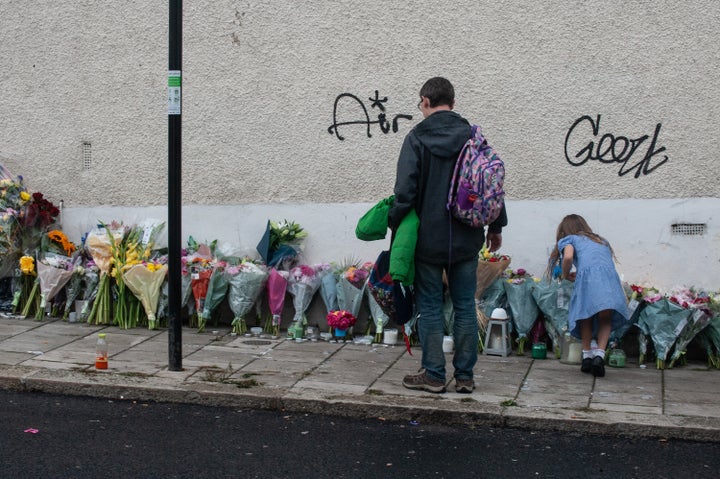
left=1, top=1, right=718, bottom=289
left=1, top=1, right=718, bottom=206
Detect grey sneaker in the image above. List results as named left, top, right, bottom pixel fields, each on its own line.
left=455, top=378, right=475, bottom=394
left=402, top=370, right=446, bottom=393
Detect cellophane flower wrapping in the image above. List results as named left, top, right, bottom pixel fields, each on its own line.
left=200, top=262, right=229, bottom=332
left=265, top=267, right=288, bottom=336
left=226, top=261, right=268, bottom=335
left=697, top=313, right=720, bottom=369
left=12, top=255, right=36, bottom=314
left=477, top=277, right=508, bottom=320
left=0, top=167, right=60, bottom=279
left=475, top=246, right=511, bottom=300
left=317, top=264, right=339, bottom=314
left=79, top=264, right=99, bottom=321
left=637, top=297, right=694, bottom=369
left=85, top=225, right=123, bottom=325
left=62, top=264, right=86, bottom=320
left=123, top=263, right=168, bottom=330
left=286, top=264, right=322, bottom=338
left=35, top=253, right=75, bottom=319
left=191, top=267, right=212, bottom=331
left=0, top=169, right=30, bottom=279
left=186, top=241, right=214, bottom=330
left=503, top=269, right=540, bottom=355
left=365, top=286, right=389, bottom=343
left=531, top=278, right=573, bottom=358
left=336, top=264, right=371, bottom=328
left=666, top=288, right=715, bottom=368
left=267, top=219, right=307, bottom=270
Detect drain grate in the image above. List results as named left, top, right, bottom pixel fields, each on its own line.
left=243, top=339, right=272, bottom=346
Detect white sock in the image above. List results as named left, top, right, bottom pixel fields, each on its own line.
left=582, top=350, right=593, bottom=359
left=593, top=349, right=605, bottom=359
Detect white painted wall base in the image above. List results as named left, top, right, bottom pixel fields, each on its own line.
left=62, top=197, right=719, bottom=291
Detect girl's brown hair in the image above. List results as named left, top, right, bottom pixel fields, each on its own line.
left=545, top=214, right=616, bottom=278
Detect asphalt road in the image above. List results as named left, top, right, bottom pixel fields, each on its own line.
left=1, top=389, right=718, bottom=478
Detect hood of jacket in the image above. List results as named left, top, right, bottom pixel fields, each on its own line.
left=412, top=110, right=471, bottom=159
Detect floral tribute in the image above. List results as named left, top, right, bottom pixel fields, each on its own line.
left=503, top=267, right=540, bottom=355
left=326, top=309, right=357, bottom=332
left=286, top=264, right=323, bottom=339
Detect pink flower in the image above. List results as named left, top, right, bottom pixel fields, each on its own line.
left=326, top=309, right=357, bottom=330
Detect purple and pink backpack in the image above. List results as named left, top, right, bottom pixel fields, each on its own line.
left=447, top=124, right=505, bottom=227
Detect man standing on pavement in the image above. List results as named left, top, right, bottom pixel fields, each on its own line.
left=388, top=77, right=508, bottom=394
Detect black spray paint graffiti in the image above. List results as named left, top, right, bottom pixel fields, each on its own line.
left=328, top=91, right=414, bottom=140
left=564, top=114, right=669, bottom=178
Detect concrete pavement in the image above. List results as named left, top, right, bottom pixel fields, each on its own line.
left=0, top=314, right=719, bottom=443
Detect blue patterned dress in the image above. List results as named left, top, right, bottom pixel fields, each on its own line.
left=558, top=234, right=628, bottom=339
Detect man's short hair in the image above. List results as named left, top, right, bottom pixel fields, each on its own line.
left=419, top=77, right=455, bottom=108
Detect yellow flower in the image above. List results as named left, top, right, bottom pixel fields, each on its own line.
left=20, top=191, right=31, bottom=202
left=19, top=255, right=35, bottom=275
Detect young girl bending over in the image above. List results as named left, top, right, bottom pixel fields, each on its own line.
left=548, top=214, right=628, bottom=377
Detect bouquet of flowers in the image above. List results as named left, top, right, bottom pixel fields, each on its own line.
left=697, top=309, right=720, bottom=369
left=85, top=223, right=124, bottom=325
left=265, top=267, right=288, bottom=336
left=78, top=262, right=99, bottom=322
left=185, top=241, right=214, bottom=330
left=114, top=221, right=166, bottom=329
left=0, top=168, right=31, bottom=278
left=14, top=255, right=38, bottom=316
left=62, top=263, right=86, bottom=320
left=326, top=309, right=357, bottom=338
left=317, top=263, right=339, bottom=314
left=531, top=278, right=573, bottom=358
left=123, top=260, right=168, bottom=330
left=35, top=253, right=75, bottom=320
left=476, top=245, right=511, bottom=300
left=0, top=164, right=62, bottom=279
left=666, top=288, right=715, bottom=368
left=503, top=268, right=540, bottom=355
left=637, top=295, right=694, bottom=369
left=366, top=285, right=390, bottom=344
left=200, top=260, right=229, bottom=333
left=258, top=219, right=308, bottom=270
left=226, top=260, right=268, bottom=335
left=336, top=262, right=371, bottom=322
left=286, top=264, right=322, bottom=339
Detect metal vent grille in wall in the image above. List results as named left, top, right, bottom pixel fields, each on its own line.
left=82, top=142, right=92, bottom=170
left=671, top=223, right=706, bottom=236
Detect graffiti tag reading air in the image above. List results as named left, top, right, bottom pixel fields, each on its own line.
left=564, top=114, right=668, bottom=177
left=328, top=91, right=413, bottom=141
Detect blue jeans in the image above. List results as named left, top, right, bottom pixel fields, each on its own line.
left=414, top=258, right=479, bottom=382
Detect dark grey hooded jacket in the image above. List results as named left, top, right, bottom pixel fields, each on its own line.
left=388, top=110, right=508, bottom=265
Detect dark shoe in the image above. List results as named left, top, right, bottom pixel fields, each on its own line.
left=581, top=357, right=592, bottom=373
left=455, top=378, right=475, bottom=394
left=591, top=356, right=605, bottom=377
left=402, top=370, right=446, bottom=393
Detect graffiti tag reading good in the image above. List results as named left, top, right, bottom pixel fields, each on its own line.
left=328, top=91, right=413, bottom=140
left=564, top=114, right=669, bottom=178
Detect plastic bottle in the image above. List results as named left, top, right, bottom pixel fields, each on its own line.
left=95, top=333, right=108, bottom=369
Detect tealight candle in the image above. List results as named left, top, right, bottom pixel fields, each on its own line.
left=383, top=328, right=398, bottom=345
left=442, top=336, right=454, bottom=353
left=567, top=343, right=582, bottom=364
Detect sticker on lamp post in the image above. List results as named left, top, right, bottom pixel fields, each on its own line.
left=168, top=70, right=182, bottom=115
